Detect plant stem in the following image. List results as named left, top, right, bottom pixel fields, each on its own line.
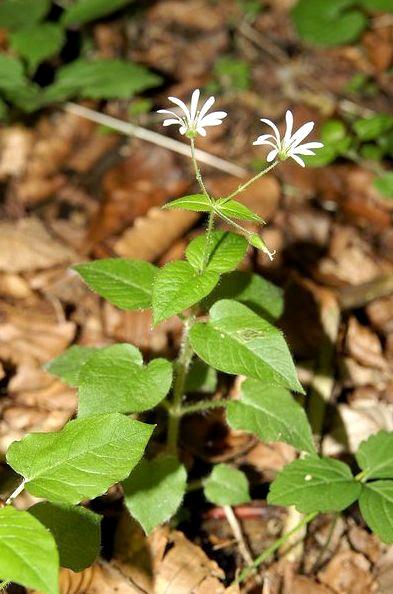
left=166, top=316, right=194, bottom=454
left=235, top=511, right=317, bottom=584
left=225, top=161, right=279, bottom=201
left=180, top=398, right=230, bottom=415
left=0, top=581, right=10, bottom=591
left=5, top=480, right=25, bottom=505
left=202, top=210, right=215, bottom=270
left=190, top=137, right=212, bottom=203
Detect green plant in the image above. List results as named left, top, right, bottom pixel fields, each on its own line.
left=0, top=0, right=160, bottom=116
left=1, top=93, right=392, bottom=592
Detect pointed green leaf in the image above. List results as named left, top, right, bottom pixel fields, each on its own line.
left=10, top=24, right=65, bottom=74
left=29, top=502, right=101, bottom=572
left=74, top=259, right=157, bottom=310
left=46, top=345, right=98, bottom=387
left=123, top=455, right=187, bottom=534
left=78, top=344, right=172, bottom=416
left=185, top=231, right=247, bottom=274
left=202, top=271, right=284, bottom=321
left=216, top=198, right=264, bottom=223
left=268, top=457, right=361, bottom=513
left=7, top=413, right=154, bottom=504
left=62, top=0, right=135, bottom=26
left=152, top=260, right=219, bottom=325
left=359, top=481, right=393, bottom=544
left=164, top=194, right=213, bottom=213
left=185, top=359, right=217, bottom=394
left=190, top=300, right=304, bottom=393
left=0, top=0, right=50, bottom=30
left=0, top=507, right=59, bottom=594
left=204, top=463, right=250, bottom=506
left=227, top=379, right=314, bottom=453
left=356, top=431, right=393, bottom=480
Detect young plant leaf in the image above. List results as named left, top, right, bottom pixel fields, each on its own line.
left=29, top=502, right=101, bottom=572
left=164, top=194, right=213, bottom=212
left=353, top=114, right=393, bottom=141
left=185, top=359, right=217, bottom=394
left=190, top=300, right=304, bottom=393
left=356, top=431, right=393, bottom=480
left=78, top=344, right=173, bottom=416
left=268, top=457, right=361, bottom=513
left=359, top=481, right=393, bottom=544
left=204, top=463, right=250, bottom=506
left=74, top=259, right=157, bottom=310
left=7, top=413, right=154, bottom=504
left=202, top=271, right=284, bottom=321
left=152, top=260, right=219, bottom=325
left=0, top=0, right=50, bottom=30
left=215, top=198, right=264, bottom=223
left=46, top=345, right=98, bottom=387
left=227, top=379, right=315, bottom=453
left=185, top=231, right=248, bottom=274
left=10, top=24, right=64, bottom=74
left=0, top=507, right=59, bottom=594
left=123, top=455, right=187, bottom=534
left=62, top=0, right=135, bottom=26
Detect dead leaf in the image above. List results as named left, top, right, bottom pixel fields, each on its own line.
left=345, top=317, right=387, bottom=370
left=318, top=550, right=375, bottom=594
left=0, top=217, right=76, bottom=273
left=0, top=126, right=34, bottom=179
left=290, top=575, right=334, bottom=594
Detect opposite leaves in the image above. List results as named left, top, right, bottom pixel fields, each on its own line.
left=7, top=413, right=154, bottom=504
left=356, top=431, right=393, bottom=480
left=190, top=300, right=304, bottom=393
left=0, top=507, right=59, bottom=594
left=204, top=463, right=250, bottom=506
left=185, top=231, right=247, bottom=274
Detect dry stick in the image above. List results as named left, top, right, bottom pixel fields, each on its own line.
left=223, top=505, right=257, bottom=579
left=64, top=102, right=248, bottom=178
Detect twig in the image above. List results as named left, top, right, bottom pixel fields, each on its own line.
left=223, top=506, right=256, bottom=573
left=64, top=102, right=248, bottom=178
left=5, top=480, right=25, bottom=505
left=338, top=274, right=393, bottom=310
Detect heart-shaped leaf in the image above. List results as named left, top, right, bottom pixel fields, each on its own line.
left=74, top=259, right=157, bottom=310
left=356, top=431, right=393, bottom=480
left=123, top=455, right=187, bottom=534
left=185, top=231, right=247, bottom=274
left=0, top=507, right=59, bottom=594
left=152, top=260, right=219, bottom=325
left=7, top=413, right=154, bottom=504
left=227, top=379, right=315, bottom=453
left=46, top=345, right=98, bottom=387
left=190, top=300, right=304, bottom=393
left=268, top=457, right=361, bottom=513
left=29, top=502, right=101, bottom=572
left=359, top=481, right=393, bottom=544
left=78, top=344, right=172, bottom=416
left=204, top=463, right=250, bottom=506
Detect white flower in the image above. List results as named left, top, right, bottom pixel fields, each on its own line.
left=157, top=89, right=227, bottom=138
left=253, top=110, right=324, bottom=167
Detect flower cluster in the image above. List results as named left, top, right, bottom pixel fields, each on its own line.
left=158, top=90, right=323, bottom=167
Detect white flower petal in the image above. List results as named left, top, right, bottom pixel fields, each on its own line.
left=190, top=89, right=200, bottom=121
left=199, top=110, right=227, bottom=122
left=290, top=153, right=306, bottom=167
left=267, top=148, right=278, bottom=162
left=252, top=136, right=277, bottom=148
left=197, top=96, right=215, bottom=121
left=179, top=125, right=187, bottom=135
left=287, top=121, right=314, bottom=149
left=260, top=118, right=281, bottom=144
left=157, top=109, right=181, bottom=117
left=163, top=118, right=182, bottom=126
left=168, top=96, right=191, bottom=122
left=283, top=110, right=294, bottom=146
left=196, top=127, right=207, bottom=136
left=290, top=147, right=316, bottom=156
left=198, top=119, right=223, bottom=127
left=296, top=141, right=324, bottom=150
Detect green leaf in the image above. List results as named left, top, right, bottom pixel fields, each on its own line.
left=227, top=379, right=315, bottom=453
left=303, top=145, right=338, bottom=167
left=74, top=259, right=157, bottom=310
left=29, top=502, right=101, bottom=572
left=190, top=300, right=304, bottom=393
left=78, top=344, right=172, bottom=416
left=353, top=114, right=393, bottom=141
left=292, top=0, right=367, bottom=47
left=152, top=260, right=219, bottom=325
left=204, top=463, right=250, bottom=506
left=268, top=457, right=361, bottom=513
left=202, top=271, right=284, bottom=321
left=0, top=0, right=50, bottom=30
left=45, top=59, right=161, bottom=103
left=10, top=24, right=65, bottom=74
left=359, top=481, right=393, bottom=544
left=46, top=345, right=98, bottom=387
left=185, top=231, right=248, bottom=274
left=62, top=0, right=135, bottom=26
left=321, top=119, right=347, bottom=143
left=356, top=431, right=393, bottom=480
left=123, top=455, right=187, bottom=534
left=164, top=194, right=213, bottom=213
left=185, top=359, right=217, bottom=394
left=7, top=413, right=154, bottom=504
left=374, top=173, right=393, bottom=198
left=0, top=507, right=59, bottom=594
left=215, top=198, right=264, bottom=223
left=359, top=0, right=393, bottom=12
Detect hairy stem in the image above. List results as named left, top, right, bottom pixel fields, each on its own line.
left=202, top=210, right=215, bottom=270
left=0, top=581, right=10, bottom=591
left=190, top=137, right=212, bottom=202
left=225, top=161, right=278, bottom=201
left=180, top=398, right=230, bottom=415
left=5, top=480, right=25, bottom=506
left=235, top=511, right=317, bottom=584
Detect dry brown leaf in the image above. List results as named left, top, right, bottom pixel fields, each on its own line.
left=289, top=575, right=334, bottom=594
left=0, top=217, right=76, bottom=273
left=114, top=208, right=199, bottom=262
left=238, top=441, right=296, bottom=481
left=0, top=126, right=34, bottom=179
left=0, top=272, right=33, bottom=299
left=318, top=550, right=375, bottom=594
left=345, top=317, right=387, bottom=371
left=347, top=525, right=381, bottom=564
left=375, top=546, right=393, bottom=594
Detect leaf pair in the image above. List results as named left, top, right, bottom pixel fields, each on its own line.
left=165, top=193, right=264, bottom=224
